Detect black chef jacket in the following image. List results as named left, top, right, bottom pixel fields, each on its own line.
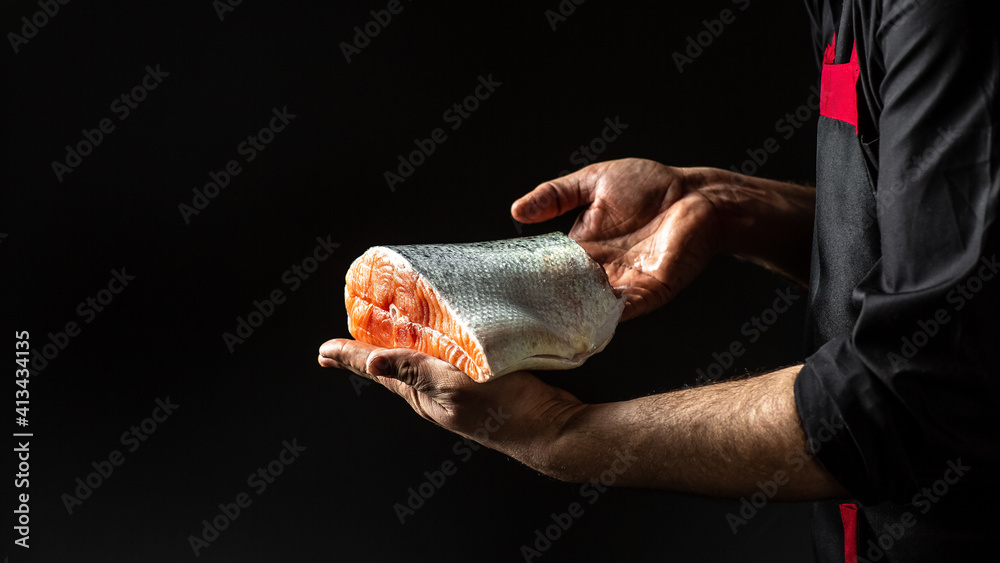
left=794, top=0, right=999, bottom=561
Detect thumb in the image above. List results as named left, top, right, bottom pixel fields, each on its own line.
left=511, top=168, right=595, bottom=224
left=366, top=347, right=473, bottom=389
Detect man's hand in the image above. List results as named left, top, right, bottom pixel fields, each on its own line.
left=512, top=158, right=816, bottom=319
left=319, top=339, right=848, bottom=499
left=512, top=159, right=725, bottom=321
left=317, top=338, right=584, bottom=467
left=316, top=159, right=833, bottom=498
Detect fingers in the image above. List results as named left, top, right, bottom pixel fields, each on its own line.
left=619, top=295, right=646, bottom=323
left=610, top=269, right=673, bottom=322
left=511, top=168, right=596, bottom=224
left=318, top=338, right=472, bottom=391
left=317, top=338, right=379, bottom=374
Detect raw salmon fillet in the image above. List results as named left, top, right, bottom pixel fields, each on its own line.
left=344, top=232, right=625, bottom=382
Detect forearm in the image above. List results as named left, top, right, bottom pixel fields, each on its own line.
left=528, top=365, right=849, bottom=500
left=687, top=167, right=816, bottom=286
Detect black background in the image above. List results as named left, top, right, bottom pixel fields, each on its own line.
left=3, top=0, right=822, bottom=561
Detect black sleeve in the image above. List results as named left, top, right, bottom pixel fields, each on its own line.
left=794, top=0, right=1000, bottom=504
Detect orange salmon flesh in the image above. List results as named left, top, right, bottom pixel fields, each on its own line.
left=345, top=247, right=489, bottom=380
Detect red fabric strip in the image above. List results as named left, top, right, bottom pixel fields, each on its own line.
left=823, top=34, right=837, bottom=64
left=840, top=503, right=858, bottom=563
left=819, top=36, right=860, bottom=133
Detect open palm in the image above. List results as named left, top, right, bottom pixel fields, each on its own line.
left=512, top=158, right=724, bottom=321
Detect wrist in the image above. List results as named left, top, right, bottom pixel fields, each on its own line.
left=678, top=167, right=760, bottom=255
left=681, top=167, right=815, bottom=284
left=524, top=402, right=594, bottom=482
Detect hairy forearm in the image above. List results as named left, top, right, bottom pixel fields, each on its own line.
left=530, top=366, right=848, bottom=500
left=687, top=168, right=816, bottom=286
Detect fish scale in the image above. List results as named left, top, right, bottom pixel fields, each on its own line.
left=344, top=232, right=625, bottom=382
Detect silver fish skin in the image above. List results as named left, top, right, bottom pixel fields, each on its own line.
left=353, top=232, right=625, bottom=382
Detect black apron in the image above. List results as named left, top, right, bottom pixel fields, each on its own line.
left=801, top=1, right=1000, bottom=561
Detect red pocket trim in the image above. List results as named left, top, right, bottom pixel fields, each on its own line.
left=840, top=503, right=858, bottom=563
left=820, top=35, right=860, bottom=133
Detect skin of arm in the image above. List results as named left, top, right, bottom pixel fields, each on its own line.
left=684, top=167, right=816, bottom=287
left=320, top=160, right=848, bottom=500
left=540, top=365, right=848, bottom=500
